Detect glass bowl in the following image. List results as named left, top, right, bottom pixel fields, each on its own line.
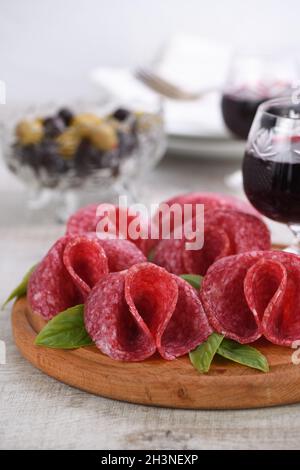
left=0, top=99, right=166, bottom=220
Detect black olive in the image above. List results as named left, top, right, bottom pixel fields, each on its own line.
left=57, top=108, right=74, bottom=126
left=112, top=107, right=130, bottom=122
left=43, top=116, right=65, bottom=138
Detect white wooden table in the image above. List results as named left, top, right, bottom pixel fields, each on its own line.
left=0, top=155, right=299, bottom=450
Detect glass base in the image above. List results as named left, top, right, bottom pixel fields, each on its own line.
left=285, top=224, right=300, bottom=256
left=283, top=245, right=300, bottom=255
left=25, top=180, right=140, bottom=224
left=26, top=188, right=78, bottom=224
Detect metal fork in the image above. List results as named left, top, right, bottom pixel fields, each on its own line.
left=135, top=68, right=216, bottom=100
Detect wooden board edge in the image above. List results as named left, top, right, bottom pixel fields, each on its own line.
left=10, top=297, right=300, bottom=410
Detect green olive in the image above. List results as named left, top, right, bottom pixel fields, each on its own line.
left=56, top=127, right=80, bottom=158
left=90, top=123, right=118, bottom=151
left=15, top=119, right=44, bottom=145
left=72, top=113, right=103, bottom=138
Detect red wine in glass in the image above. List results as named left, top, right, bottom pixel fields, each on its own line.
left=221, top=88, right=266, bottom=139
left=242, top=97, right=300, bottom=253
left=221, top=52, right=298, bottom=140
left=222, top=83, right=291, bottom=140
left=243, top=148, right=300, bottom=224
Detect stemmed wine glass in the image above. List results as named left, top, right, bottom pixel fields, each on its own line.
left=222, top=53, right=298, bottom=140
left=242, top=96, right=300, bottom=253
left=223, top=53, right=298, bottom=193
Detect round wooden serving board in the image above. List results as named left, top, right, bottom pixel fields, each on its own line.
left=12, top=297, right=300, bottom=410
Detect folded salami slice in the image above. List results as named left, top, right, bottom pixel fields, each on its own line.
left=90, top=238, right=146, bottom=272
left=66, top=204, right=149, bottom=253
left=85, top=263, right=212, bottom=361
left=63, top=236, right=109, bottom=297
left=84, top=271, right=157, bottom=361
left=163, top=191, right=259, bottom=216
left=153, top=192, right=259, bottom=236
left=201, top=250, right=300, bottom=346
left=28, top=237, right=82, bottom=321
left=66, top=204, right=99, bottom=235
left=182, top=225, right=231, bottom=275
left=28, top=234, right=146, bottom=320
left=153, top=209, right=270, bottom=276
left=159, top=274, right=212, bottom=359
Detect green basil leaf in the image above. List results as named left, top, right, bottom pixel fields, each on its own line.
left=2, top=264, right=37, bottom=309
left=217, top=339, right=269, bottom=373
left=35, top=304, right=94, bottom=349
left=189, top=333, right=224, bottom=373
left=180, top=274, right=203, bottom=290
left=147, top=248, right=155, bottom=262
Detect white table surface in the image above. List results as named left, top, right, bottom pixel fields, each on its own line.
left=0, top=154, right=299, bottom=450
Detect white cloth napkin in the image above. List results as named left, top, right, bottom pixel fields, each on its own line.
left=90, top=35, right=232, bottom=137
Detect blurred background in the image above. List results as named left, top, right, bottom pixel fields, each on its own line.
left=0, top=0, right=300, bottom=246
left=2, top=0, right=300, bottom=101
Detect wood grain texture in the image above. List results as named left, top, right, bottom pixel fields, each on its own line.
left=12, top=296, right=300, bottom=410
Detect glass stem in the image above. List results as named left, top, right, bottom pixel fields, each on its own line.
left=55, top=190, right=78, bottom=224
left=287, top=224, right=300, bottom=255
left=27, top=188, right=52, bottom=210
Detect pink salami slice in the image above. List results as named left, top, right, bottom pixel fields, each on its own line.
left=66, top=203, right=99, bottom=235
left=88, top=237, right=146, bottom=272
left=63, top=236, right=109, bottom=297
left=28, top=233, right=146, bottom=320
left=201, top=250, right=300, bottom=346
left=28, top=236, right=81, bottom=321
left=66, top=204, right=149, bottom=253
left=204, top=209, right=270, bottom=252
left=182, top=225, right=231, bottom=275
left=84, top=272, right=157, bottom=361
left=153, top=209, right=270, bottom=276
left=201, top=252, right=262, bottom=343
left=85, top=262, right=212, bottom=361
left=153, top=239, right=186, bottom=275
left=246, top=252, right=300, bottom=346
left=124, top=263, right=179, bottom=360
left=154, top=225, right=231, bottom=275
left=151, top=192, right=262, bottom=253
left=163, top=191, right=259, bottom=216
left=158, top=274, right=212, bottom=359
